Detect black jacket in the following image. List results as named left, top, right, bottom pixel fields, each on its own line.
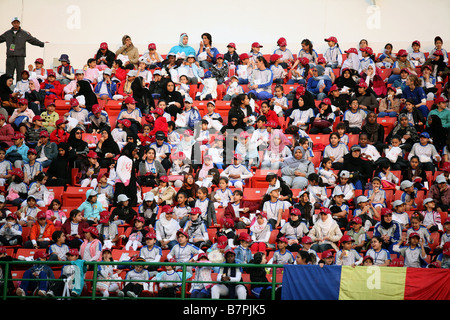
left=0, top=27, right=44, bottom=57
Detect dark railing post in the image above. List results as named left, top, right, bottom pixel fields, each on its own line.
left=91, top=261, right=98, bottom=301
left=180, top=263, right=187, bottom=300
left=270, top=266, right=278, bottom=300
left=2, top=262, right=10, bottom=300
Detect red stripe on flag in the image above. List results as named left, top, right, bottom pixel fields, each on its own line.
left=404, top=268, right=450, bottom=300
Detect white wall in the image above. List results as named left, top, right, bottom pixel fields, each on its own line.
left=0, top=0, right=449, bottom=72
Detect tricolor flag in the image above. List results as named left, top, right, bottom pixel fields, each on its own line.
left=281, top=265, right=450, bottom=300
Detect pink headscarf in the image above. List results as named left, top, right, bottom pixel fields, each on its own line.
left=268, top=129, right=290, bottom=153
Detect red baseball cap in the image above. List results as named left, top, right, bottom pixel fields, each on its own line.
left=118, top=119, right=131, bottom=128
left=227, top=42, right=236, bottom=48
left=159, top=176, right=169, bottom=183
left=12, top=132, right=25, bottom=140
left=216, top=53, right=224, bottom=60
left=277, top=37, right=287, bottom=47
left=124, top=96, right=136, bottom=104
left=298, top=57, right=309, bottom=65
left=238, top=232, right=251, bottom=242
left=56, top=118, right=68, bottom=126
left=412, top=40, right=421, bottom=47
left=239, top=53, right=249, bottom=60
left=270, top=54, right=281, bottom=62
left=302, top=236, right=313, bottom=244
left=322, top=250, right=333, bottom=258
left=329, top=84, right=339, bottom=92
left=351, top=216, right=363, bottom=225
left=361, top=47, right=373, bottom=55
left=340, top=235, right=355, bottom=243
left=190, top=207, right=202, bottom=215
left=47, top=70, right=56, bottom=77
left=356, top=81, right=368, bottom=88
left=434, top=96, right=449, bottom=104
left=83, top=226, right=99, bottom=238
left=217, top=235, right=228, bottom=249
left=87, top=150, right=98, bottom=159
left=277, top=236, right=288, bottom=244
left=92, top=104, right=102, bottom=114
left=345, top=48, right=358, bottom=55
left=177, top=229, right=189, bottom=238
left=251, top=42, right=263, bottom=48
left=39, top=130, right=49, bottom=138
left=320, top=207, right=332, bottom=215
left=35, top=58, right=44, bottom=64
left=397, top=49, right=408, bottom=57
left=148, top=43, right=156, bottom=50
left=233, top=153, right=243, bottom=160
left=70, top=98, right=79, bottom=107
left=324, top=36, right=338, bottom=43
left=100, top=42, right=108, bottom=50
left=18, top=98, right=28, bottom=105
left=151, top=107, right=164, bottom=116
left=34, top=251, right=49, bottom=260
left=295, top=85, right=306, bottom=99
left=290, top=208, right=301, bottom=216
left=317, top=57, right=326, bottom=64
left=32, top=115, right=43, bottom=122
left=381, top=208, right=393, bottom=216
left=322, top=98, right=331, bottom=106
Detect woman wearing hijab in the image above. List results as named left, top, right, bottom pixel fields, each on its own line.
left=95, top=128, right=120, bottom=168
left=114, top=142, right=139, bottom=207
left=131, top=76, right=154, bottom=114
left=341, top=145, right=374, bottom=190
left=24, top=78, right=45, bottom=115
left=334, top=68, right=356, bottom=101
left=168, top=33, right=196, bottom=57
left=46, top=142, right=75, bottom=186
left=424, top=114, right=448, bottom=153
left=280, top=146, right=315, bottom=189
left=115, top=35, right=140, bottom=68
left=386, top=113, right=419, bottom=153
left=361, top=111, right=386, bottom=154
left=75, top=79, right=98, bottom=112
left=0, top=74, right=20, bottom=114
left=261, top=129, right=292, bottom=170
left=67, top=126, right=89, bottom=167
left=160, top=80, right=184, bottom=119
left=373, top=209, right=402, bottom=254
left=306, top=65, right=332, bottom=101
left=285, top=85, right=316, bottom=119
left=308, top=207, right=343, bottom=253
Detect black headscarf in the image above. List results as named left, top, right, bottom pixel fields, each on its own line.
left=0, top=74, right=13, bottom=101
left=75, top=80, right=98, bottom=110
left=131, top=76, right=154, bottom=111
left=98, top=129, right=120, bottom=156
left=68, top=126, right=89, bottom=153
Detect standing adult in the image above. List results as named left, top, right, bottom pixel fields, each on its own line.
left=0, top=17, right=46, bottom=82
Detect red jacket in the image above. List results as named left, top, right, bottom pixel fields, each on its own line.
left=61, top=219, right=90, bottom=241
left=49, top=128, right=69, bottom=144
left=29, top=219, right=55, bottom=242
left=224, top=200, right=260, bottom=222
left=149, top=116, right=168, bottom=137
left=0, top=122, right=15, bottom=147
left=113, top=68, right=128, bottom=82
left=262, top=109, right=280, bottom=126
left=40, top=79, right=63, bottom=99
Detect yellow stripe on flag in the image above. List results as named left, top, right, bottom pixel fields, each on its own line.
left=339, top=266, right=407, bottom=300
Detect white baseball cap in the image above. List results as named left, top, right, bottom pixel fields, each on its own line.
left=117, top=194, right=130, bottom=203
left=436, top=175, right=447, bottom=184
left=11, top=17, right=20, bottom=23
left=143, top=192, right=154, bottom=202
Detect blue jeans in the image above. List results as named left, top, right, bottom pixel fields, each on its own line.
left=378, top=111, right=398, bottom=118
left=19, top=269, right=50, bottom=294
left=248, top=90, right=272, bottom=100
left=286, top=79, right=306, bottom=85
